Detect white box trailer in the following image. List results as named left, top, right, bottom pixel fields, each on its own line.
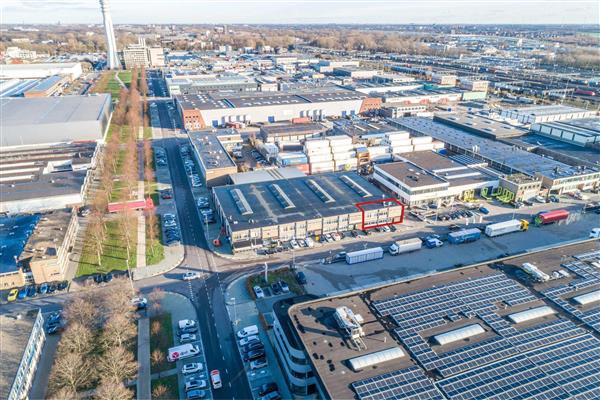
left=389, top=237, right=422, bottom=255
left=485, top=219, right=527, bottom=237
left=346, top=247, right=384, bottom=264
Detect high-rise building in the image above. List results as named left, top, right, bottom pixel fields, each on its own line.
left=123, top=37, right=165, bottom=69
left=99, top=0, right=119, bottom=69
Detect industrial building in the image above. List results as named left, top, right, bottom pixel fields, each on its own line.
left=189, top=130, right=238, bottom=187
left=212, top=172, right=404, bottom=252
left=0, top=142, right=98, bottom=214
left=530, top=117, right=600, bottom=147
left=18, top=209, right=79, bottom=285
left=122, top=37, right=165, bottom=69
left=392, top=117, right=600, bottom=194
left=373, top=151, right=498, bottom=207
left=286, top=241, right=600, bottom=399
left=374, top=87, right=486, bottom=105
left=0, top=309, right=45, bottom=400
left=174, top=88, right=371, bottom=130
left=434, top=112, right=528, bottom=139
left=165, top=72, right=258, bottom=96
left=0, top=94, right=112, bottom=147
left=22, top=75, right=67, bottom=98
left=0, top=62, right=83, bottom=80
left=260, top=122, right=327, bottom=144
left=499, top=105, right=596, bottom=125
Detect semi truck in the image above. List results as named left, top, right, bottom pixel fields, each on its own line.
left=389, top=238, right=422, bottom=255
left=346, top=247, right=384, bottom=264
left=485, top=219, right=529, bottom=237
left=167, top=343, right=200, bottom=362
left=448, top=228, right=481, bottom=244
left=534, top=209, right=569, bottom=225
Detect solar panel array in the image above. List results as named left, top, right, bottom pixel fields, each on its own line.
left=352, top=366, right=445, bottom=400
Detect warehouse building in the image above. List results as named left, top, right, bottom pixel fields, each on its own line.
left=392, top=117, right=600, bottom=194
left=22, top=75, right=67, bottom=97
left=189, top=131, right=238, bottom=187
left=174, top=88, right=370, bottom=130
left=530, top=117, right=600, bottom=147
left=0, top=142, right=98, bottom=214
left=260, top=122, right=327, bottom=144
left=434, top=112, right=528, bottom=139
left=0, top=62, right=83, bottom=80
left=373, top=151, right=498, bottom=207
left=1, top=309, right=45, bottom=400
left=0, top=94, right=112, bottom=147
left=166, top=72, right=258, bottom=96
left=286, top=241, right=600, bottom=400
left=212, top=172, right=404, bottom=252
left=499, top=105, right=595, bottom=125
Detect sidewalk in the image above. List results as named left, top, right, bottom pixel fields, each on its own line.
left=225, top=276, right=293, bottom=400
left=137, top=317, right=151, bottom=400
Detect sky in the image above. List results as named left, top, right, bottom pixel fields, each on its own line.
left=2, top=0, right=599, bottom=25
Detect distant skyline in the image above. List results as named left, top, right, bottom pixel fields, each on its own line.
left=2, top=0, right=599, bottom=25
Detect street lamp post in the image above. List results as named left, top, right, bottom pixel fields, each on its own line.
left=231, top=297, right=237, bottom=326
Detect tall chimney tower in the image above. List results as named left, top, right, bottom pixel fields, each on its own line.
left=99, top=0, right=119, bottom=69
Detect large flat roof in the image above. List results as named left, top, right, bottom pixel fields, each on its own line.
left=189, top=131, right=237, bottom=170
left=434, top=112, right=528, bottom=139
left=0, top=94, right=111, bottom=127
left=393, top=117, right=599, bottom=180
left=0, top=309, right=40, bottom=399
left=175, top=88, right=364, bottom=111
left=289, top=241, right=600, bottom=400
left=377, top=160, right=448, bottom=188
left=214, top=171, right=391, bottom=231
left=501, top=104, right=591, bottom=117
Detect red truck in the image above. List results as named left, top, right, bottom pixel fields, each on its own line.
left=534, top=209, right=569, bottom=225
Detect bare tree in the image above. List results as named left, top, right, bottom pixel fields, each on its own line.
left=150, top=349, right=164, bottom=367
left=94, top=377, right=134, bottom=400
left=87, top=214, right=105, bottom=267
left=102, top=313, right=137, bottom=348
left=152, top=384, right=169, bottom=400
left=49, top=351, right=95, bottom=393
left=102, top=282, right=136, bottom=316
left=139, top=66, right=148, bottom=98
left=151, top=320, right=162, bottom=336
left=63, top=295, right=101, bottom=327
left=58, top=322, right=95, bottom=355
left=47, top=386, right=78, bottom=400
left=148, top=287, right=164, bottom=314
left=146, top=210, right=157, bottom=257
left=97, top=346, right=138, bottom=382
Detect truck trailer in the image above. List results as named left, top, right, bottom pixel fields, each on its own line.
left=448, top=228, right=481, bottom=244
left=389, top=238, right=422, bottom=255
left=534, top=209, right=569, bottom=225
left=485, top=219, right=529, bottom=237
left=346, top=247, right=384, bottom=264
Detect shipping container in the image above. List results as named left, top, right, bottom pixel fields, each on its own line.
left=448, top=228, right=481, bottom=244
left=346, top=247, right=384, bottom=264
left=534, top=209, right=569, bottom=225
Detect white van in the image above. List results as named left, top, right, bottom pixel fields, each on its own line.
left=237, top=325, right=259, bottom=338
left=178, top=319, right=196, bottom=329
left=167, top=344, right=200, bottom=362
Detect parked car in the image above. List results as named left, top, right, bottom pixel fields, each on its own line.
left=253, top=286, right=265, bottom=299
left=57, top=281, right=69, bottom=291
left=132, top=297, right=147, bottom=310
left=182, top=362, right=204, bottom=375
left=239, top=335, right=260, bottom=347
left=296, top=271, right=307, bottom=285
left=180, top=333, right=197, bottom=343
left=243, top=341, right=264, bottom=353
left=259, top=383, right=279, bottom=397
left=47, top=284, right=57, bottom=293
left=289, top=239, right=300, bottom=250
left=271, top=282, right=282, bottom=295
left=179, top=325, right=199, bottom=335
left=244, top=349, right=265, bottom=361
left=279, top=280, right=290, bottom=293
left=250, top=357, right=268, bottom=370
left=94, top=274, right=104, bottom=284
left=258, top=391, right=281, bottom=400
left=102, top=272, right=113, bottom=283
left=17, top=287, right=28, bottom=300
left=549, top=195, right=560, bottom=203
left=185, top=379, right=207, bottom=391
left=535, top=195, right=547, bottom=203
left=183, top=271, right=201, bottom=281
left=7, top=288, right=18, bottom=302
left=479, top=207, right=490, bottom=215
left=237, top=325, right=259, bottom=338
left=186, top=389, right=206, bottom=399
left=590, top=228, right=600, bottom=238
left=26, top=286, right=37, bottom=297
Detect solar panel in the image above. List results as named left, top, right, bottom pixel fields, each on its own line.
left=305, top=179, right=335, bottom=203
left=268, top=183, right=295, bottom=209
left=352, top=366, right=445, bottom=400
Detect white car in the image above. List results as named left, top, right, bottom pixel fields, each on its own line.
left=182, top=363, right=204, bottom=375
left=253, top=286, right=265, bottom=299
left=183, top=271, right=201, bottom=281
left=239, top=335, right=259, bottom=346
left=180, top=333, right=197, bottom=343
left=331, top=232, right=341, bottom=241
left=185, top=379, right=207, bottom=391
left=590, top=228, right=600, bottom=238
left=304, top=237, right=315, bottom=248
left=289, top=239, right=300, bottom=250
left=535, top=195, right=547, bottom=203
